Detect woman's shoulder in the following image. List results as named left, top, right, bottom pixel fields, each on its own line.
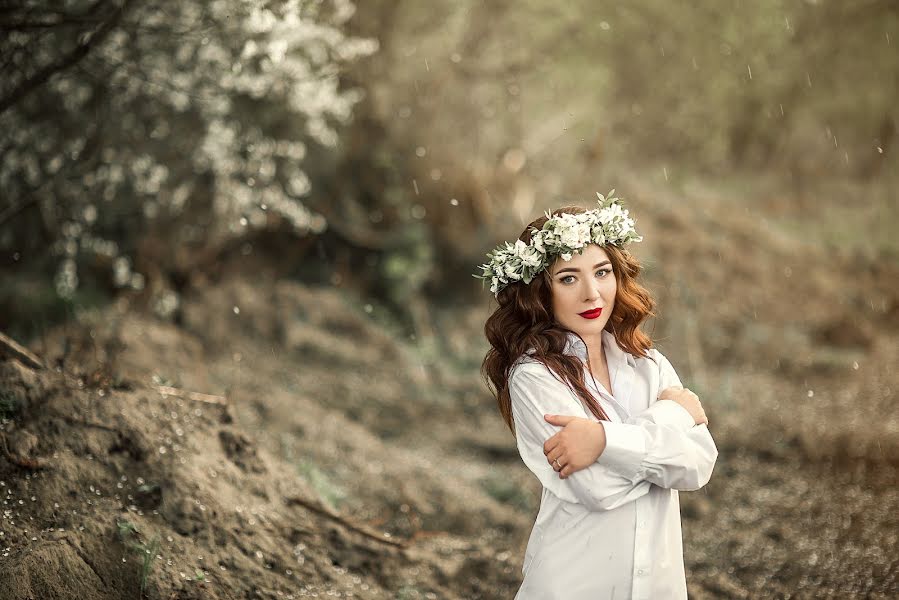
left=509, top=353, right=557, bottom=383
left=510, top=352, right=543, bottom=374
left=630, top=346, right=666, bottom=376
left=639, top=347, right=664, bottom=364
left=645, top=346, right=679, bottom=369
left=638, top=347, right=683, bottom=387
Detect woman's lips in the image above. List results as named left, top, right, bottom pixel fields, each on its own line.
left=578, top=308, right=603, bottom=319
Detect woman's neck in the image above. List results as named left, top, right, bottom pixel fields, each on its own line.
left=582, top=333, right=607, bottom=371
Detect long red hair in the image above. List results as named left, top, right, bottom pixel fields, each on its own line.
left=481, top=205, right=657, bottom=434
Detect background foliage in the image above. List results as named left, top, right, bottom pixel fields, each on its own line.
left=1, top=3, right=897, bottom=596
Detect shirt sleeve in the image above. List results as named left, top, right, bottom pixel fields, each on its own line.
left=658, top=350, right=684, bottom=390
left=597, top=418, right=718, bottom=492
left=597, top=350, right=718, bottom=491
left=509, top=359, right=719, bottom=513
left=508, top=361, right=653, bottom=512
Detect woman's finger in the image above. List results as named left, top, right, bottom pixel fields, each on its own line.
left=547, top=448, right=565, bottom=470
left=543, top=435, right=560, bottom=456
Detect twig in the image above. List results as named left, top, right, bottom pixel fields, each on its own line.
left=152, top=385, right=228, bottom=406
left=0, top=432, right=48, bottom=470
left=0, top=330, right=44, bottom=370
left=57, top=414, right=120, bottom=432
left=285, top=495, right=408, bottom=549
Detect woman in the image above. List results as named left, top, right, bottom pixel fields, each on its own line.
left=476, top=192, right=718, bottom=599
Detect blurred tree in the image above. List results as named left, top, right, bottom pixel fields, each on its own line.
left=597, top=0, right=899, bottom=180
left=335, top=0, right=898, bottom=311
left=3, top=0, right=896, bottom=334
left=349, top=0, right=898, bottom=194
left=0, top=0, right=376, bottom=312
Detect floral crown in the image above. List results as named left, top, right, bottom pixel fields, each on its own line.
left=473, top=190, right=643, bottom=296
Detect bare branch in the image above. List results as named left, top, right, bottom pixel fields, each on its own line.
left=0, top=330, right=45, bottom=370
left=0, top=0, right=132, bottom=115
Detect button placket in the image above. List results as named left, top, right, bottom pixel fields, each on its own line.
left=632, top=497, right=652, bottom=598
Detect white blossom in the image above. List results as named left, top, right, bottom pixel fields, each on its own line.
left=1, top=0, right=376, bottom=300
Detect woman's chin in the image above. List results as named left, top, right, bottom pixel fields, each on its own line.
left=567, top=321, right=608, bottom=336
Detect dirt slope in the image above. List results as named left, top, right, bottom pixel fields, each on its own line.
left=1, top=182, right=898, bottom=598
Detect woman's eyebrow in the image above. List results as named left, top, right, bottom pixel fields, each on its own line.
left=554, top=260, right=611, bottom=275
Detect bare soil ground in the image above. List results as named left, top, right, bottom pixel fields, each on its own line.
left=1, top=185, right=898, bottom=599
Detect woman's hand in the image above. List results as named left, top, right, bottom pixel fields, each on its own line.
left=542, top=415, right=607, bottom=478
left=658, top=386, right=708, bottom=426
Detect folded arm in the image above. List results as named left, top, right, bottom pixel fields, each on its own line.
left=598, top=351, right=718, bottom=490
left=509, top=360, right=718, bottom=512
left=596, top=409, right=718, bottom=491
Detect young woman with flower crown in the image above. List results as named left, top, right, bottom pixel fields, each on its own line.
left=477, top=192, right=718, bottom=600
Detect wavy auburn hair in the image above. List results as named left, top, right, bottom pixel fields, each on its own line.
left=481, top=205, right=657, bottom=435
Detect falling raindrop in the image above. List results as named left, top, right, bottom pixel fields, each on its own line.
left=807, top=390, right=814, bottom=398
left=450, top=198, right=459, bottom=206
left=233, top=306, right=240, bottom=314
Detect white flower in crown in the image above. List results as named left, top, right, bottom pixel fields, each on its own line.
left=516, top=239, right=543, bottom=268
left=474, top=190, right=643, bottom=297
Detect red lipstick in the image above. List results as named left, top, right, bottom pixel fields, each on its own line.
left=578, top=308, right=603, bottom=319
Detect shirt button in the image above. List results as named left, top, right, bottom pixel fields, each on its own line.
left=637, top=569, right=644, bottom=575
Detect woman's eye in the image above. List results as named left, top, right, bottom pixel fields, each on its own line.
left=596, top=269, right=610, bottom=278
left=560, top=275, right=575, bottom=284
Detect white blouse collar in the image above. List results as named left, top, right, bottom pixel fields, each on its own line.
left=562, top=329, right=637, bottom=369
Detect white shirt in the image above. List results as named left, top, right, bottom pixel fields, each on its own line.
left=509, top=329, right=719, bottom=600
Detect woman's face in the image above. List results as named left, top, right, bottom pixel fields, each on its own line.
left=549, top=244, right=616, bottom=337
